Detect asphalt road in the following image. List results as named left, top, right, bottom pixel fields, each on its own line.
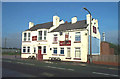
left=2, top=59, right=119, bottom=78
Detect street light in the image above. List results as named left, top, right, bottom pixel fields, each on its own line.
left=83, top=7, right=92, bottom=63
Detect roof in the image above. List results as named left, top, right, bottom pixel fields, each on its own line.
left=26, top=22, right=53, bottom=31
left=26, top=20, right=88, bottom=32
left=51, top=20, right=88, bottom=32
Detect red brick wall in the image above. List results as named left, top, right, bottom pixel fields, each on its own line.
left=100, top=42, right=114, bottom=55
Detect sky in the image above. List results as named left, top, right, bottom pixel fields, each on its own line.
left=2, top=2, right=119, bottom=48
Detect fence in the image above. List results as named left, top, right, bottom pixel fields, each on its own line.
left=92, top=55, right=120, bottom=66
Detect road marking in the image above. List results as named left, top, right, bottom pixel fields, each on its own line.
left=42, top=72, right=54, bottom=77
left=92, top=72, right=118, bottom=77
left=46, top=66, right=74, bottom=71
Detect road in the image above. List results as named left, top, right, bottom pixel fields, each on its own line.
left=2, top=58, right=119, bottom=78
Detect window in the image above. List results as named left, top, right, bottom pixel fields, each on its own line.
left=34, top=47, right=36, bottom=53
left=75, top=32, right=81, bottom=41
left=43, top=46, right=46, bottom=53
left=38, top=31, right=42, bottom=40
left=27, top=47, right=30, bottom=53
left=23, top=47, right=26, bottom=53
left=60, top=48, right=64, bottom=54
left=65, top=33, right=69, bottom=40
left=75, top=47, right=81, bottom=58
left=24, top=33, right=27, bottom=41
left=93, top=26, right=97, bottom=34
left=53, top=34, right=58, bottom=42
left=28, top=33, right=31, bottom=41
left=44, top=31, right=47, bottom=40
left=67, top=48, right=71, bottom=57
left=53, top=48, right=57, bottom=54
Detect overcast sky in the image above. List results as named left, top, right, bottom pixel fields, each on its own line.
left=2, top=2, right=119, bottom=48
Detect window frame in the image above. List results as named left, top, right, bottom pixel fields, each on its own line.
left=27, top=46, right=30, bottom=53
left=75, top=47, right=81, bottom=58
left=43, top=46, right=46, bottom=54
left=38, top=31, right=42, bottom=40
left=44, top=31, right=47, bottom=40
left=53, top=34, right=58, bottom=42
left=23, top=47, right=26, bottom=53
left=60, top=48, right=64, bottom=54
left=24, top=33, right=27, bottom=41
left=53, top=48, right=57, bottom=54
left=75, top=32, right=81, bottom=42
left=28, top=33, right=31, bottom=41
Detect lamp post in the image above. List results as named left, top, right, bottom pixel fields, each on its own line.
left=83, top=7, right=92, bottom=63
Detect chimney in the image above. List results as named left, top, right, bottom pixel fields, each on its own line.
left=29, top=22, right=34, bottom=29
left=71, top=16, right=77, bottom=24
left=65, top=21, right=68, bottom=23
left=102, top=32, right=105, bottom=41
left=53, top=16, right=60, bottom=26
left=86, top=14, right=92, bottom=24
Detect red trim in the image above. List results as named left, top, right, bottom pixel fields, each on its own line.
left=73, top=58, right=81, bottom=60
left=59, top=54, right=65, bottom=56
left=74, top=41, right=81, bottom=43
left=66, top=57, right=71, bottom=59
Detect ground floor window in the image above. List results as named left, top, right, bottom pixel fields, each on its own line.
left=43, top=46, right=46, bottom=53
left=23, top=47, right=26, bottom=53
left=60, top=48, right=64, bottom=54
left=75, top=47, right=81, bottom=58
left=53, top=48, right=57, bottom=54
left=34, top=47, right=36, bottom=53
left=67, top=47, right=71, bottom=57
left=27, top=47, right=30, bottom=53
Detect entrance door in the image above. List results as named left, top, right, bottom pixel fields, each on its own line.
left=38, top=46, right=43, bottom=60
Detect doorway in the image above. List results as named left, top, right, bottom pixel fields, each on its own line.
left=38, top=46, right=43, bottom=60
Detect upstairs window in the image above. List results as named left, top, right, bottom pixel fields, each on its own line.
left=53, top=48, right=57, bottom=54
left=93, top=26, right=97, bottom=34
left=60, top=48, right=64, bottom=54
left=44, top=31, right=47, bottom=40
left=43, top=46, right=46, bottom=53
left=75, top=32, right=81, bottom=41
left=24, top=33, right=27, bottom=41
left=53, top=34, right=58, bottom=42
left=23, top=47, right=26, bottom=53
left=28, top=33, right=31, bottom=41
left=38, top=31, right=42, bottom=40
left=27, top=47, right=30, bottom=53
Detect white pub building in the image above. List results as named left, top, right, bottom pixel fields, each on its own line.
left=21, top=14, right=100, bottom=62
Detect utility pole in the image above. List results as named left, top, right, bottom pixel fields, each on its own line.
left=5, top=37, right=7, bottom=48
left=83, top=7, right=92, bottom=63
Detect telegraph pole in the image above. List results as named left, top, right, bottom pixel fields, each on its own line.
left=5, top=37, right=7, bottom=48
left=83, top=7, right=92, bottom=63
